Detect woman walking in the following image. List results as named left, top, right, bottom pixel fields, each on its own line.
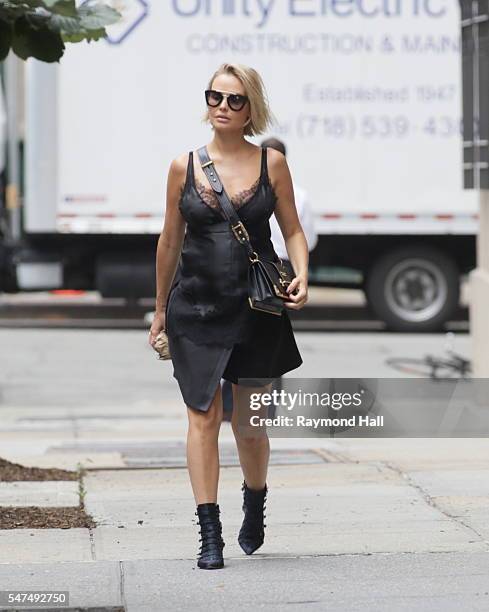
left=149, top=63, right=309, bottom=569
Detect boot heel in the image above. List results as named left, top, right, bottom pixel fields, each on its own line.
left=238, top=480, right=268, bottom=555
left=195, top=502, right=225, bottom=569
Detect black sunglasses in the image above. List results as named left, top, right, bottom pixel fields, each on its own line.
left=205, top=89, right=249, bottom=111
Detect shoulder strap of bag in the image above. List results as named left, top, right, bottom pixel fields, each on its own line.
left=197, top=145, right=258, bottom=262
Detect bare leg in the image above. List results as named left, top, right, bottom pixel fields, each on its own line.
left=231, top=382, right=272, bottom=489
left=186, top=383, right=223, bottom=504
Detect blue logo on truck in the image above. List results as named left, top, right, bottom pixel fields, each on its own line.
left=104, top=0, right=149, bottom=45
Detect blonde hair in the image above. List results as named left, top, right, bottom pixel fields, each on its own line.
left=202, top=63, right=277, bottom=137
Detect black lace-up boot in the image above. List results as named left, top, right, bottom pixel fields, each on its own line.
left=238, top=480, right=268, bottom=555
left=195, top=502, right=225, bottom=569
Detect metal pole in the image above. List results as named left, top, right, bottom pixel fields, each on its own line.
left=463, top=0, right=489, bottom=376
left=472, top=0, right=480, bottom=190
left=4, top=50, right=22, bottom=242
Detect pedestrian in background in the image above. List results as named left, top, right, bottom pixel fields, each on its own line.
left=264, top=137, right=318, bottom=267
left=222, top=137, right=317, bottom=421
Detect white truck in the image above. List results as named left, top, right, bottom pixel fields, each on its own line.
left=0, top=0, right=477, bottom=331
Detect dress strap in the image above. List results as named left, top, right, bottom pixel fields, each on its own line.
left=180, top=150, right=194, bottom=194
left=187, top=151, right=194, bottom=181
left=260, top=146, right=267, bottom=179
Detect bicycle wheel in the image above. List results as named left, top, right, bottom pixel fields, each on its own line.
left=385, top=357, right=463, bottom=378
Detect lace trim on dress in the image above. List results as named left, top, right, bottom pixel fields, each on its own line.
left=195, top=176, right=261, bottom=211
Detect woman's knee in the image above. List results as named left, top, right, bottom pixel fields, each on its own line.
left=187, top=386, right=223, bottom=433
left=231, top=417, right=269, bottom=443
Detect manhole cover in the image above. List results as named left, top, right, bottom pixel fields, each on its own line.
left=49, top=442, right=326, bottom=468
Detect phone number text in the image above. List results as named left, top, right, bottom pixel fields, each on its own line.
left=295, top=115, right=462, bottom=139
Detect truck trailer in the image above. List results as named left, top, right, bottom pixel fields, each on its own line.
left=0, top=0, right=477, bottom=331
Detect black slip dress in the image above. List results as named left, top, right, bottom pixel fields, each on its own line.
left=165, top=145, right=303, bottom=413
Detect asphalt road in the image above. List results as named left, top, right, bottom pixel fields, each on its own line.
left=0, top=288, right=470, bottom=332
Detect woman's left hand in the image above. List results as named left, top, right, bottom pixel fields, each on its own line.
left=283, top=274, right=308, bottom=310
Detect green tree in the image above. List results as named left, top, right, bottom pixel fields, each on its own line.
left=0, top=0, right=121, bottom=63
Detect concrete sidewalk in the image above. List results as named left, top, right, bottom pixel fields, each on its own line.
left=1, top=417, right=489, bottom=610
left=1, top=330, right=488, bottom=610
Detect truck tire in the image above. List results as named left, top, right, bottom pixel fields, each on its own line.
left=95, top=254, right=155, bottom=299
left=365, top=246, right=460, bottom=332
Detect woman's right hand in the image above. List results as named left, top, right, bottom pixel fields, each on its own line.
left=148, top=311, right=166, bottom=348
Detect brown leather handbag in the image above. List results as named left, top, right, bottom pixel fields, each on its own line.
left=197, top=146, right=295, bottom=316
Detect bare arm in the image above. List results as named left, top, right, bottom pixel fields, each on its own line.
left=268, top=148, right=309, bottom=309
left=150, top=154, right=187, bottom=343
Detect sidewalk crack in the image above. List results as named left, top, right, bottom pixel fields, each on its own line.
left=88, top=526, right=97, bottom=560
left=312, top=447, right=351, bottom=463
left=119, top=560, right=128, bottom=610
left=383, top=461, right=489, bottom=550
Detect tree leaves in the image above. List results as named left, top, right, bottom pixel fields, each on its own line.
left=0, top=0, right=121, bottom=62
left=0, top=16, right=12, bottom=59
left=11, top=13, right=64, bottom=61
